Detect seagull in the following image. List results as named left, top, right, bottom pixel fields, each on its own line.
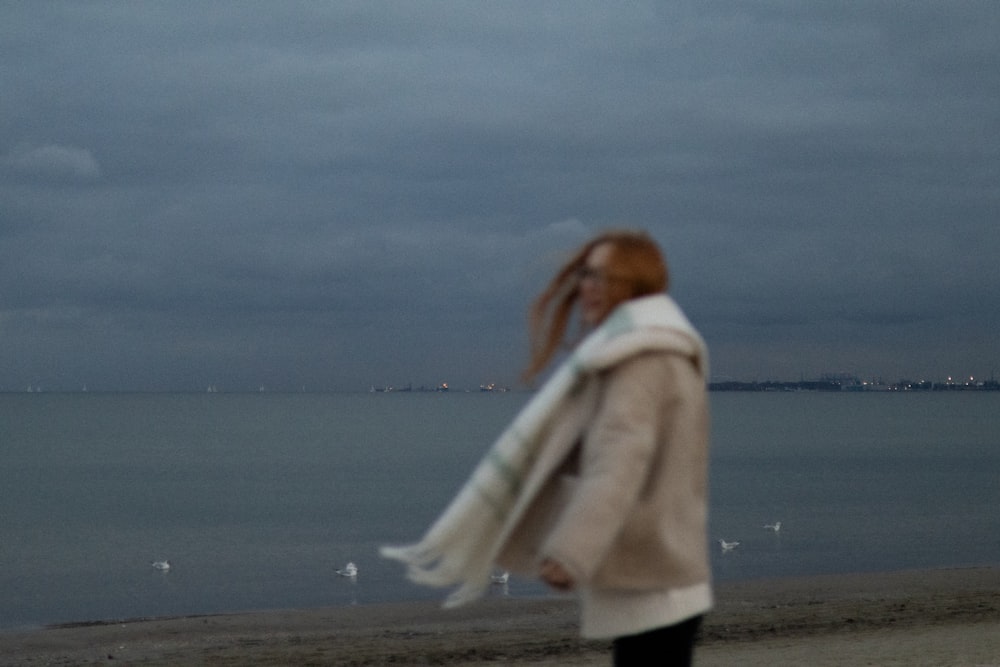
left=764, top=521, right=782, bottom=532
left=719, top=539, right=740, bottom=552
left=490, top=570, right=509, bottom=585
left=151, top=560, right=171, bottom=571
left=336, top=562, right=358, bottom=577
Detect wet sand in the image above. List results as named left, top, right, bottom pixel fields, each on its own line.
left=2, top=566, right=997, bottom=666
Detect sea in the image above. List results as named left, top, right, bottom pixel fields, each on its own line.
left=2, top=390, right=998, bottom=631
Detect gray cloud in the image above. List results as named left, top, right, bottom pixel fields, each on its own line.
left=2, top=144, right=102, bottom=180
left=2, top=2, right=998, bottom=390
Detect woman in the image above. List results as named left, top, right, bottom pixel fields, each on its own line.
left=383, top=230, right=711, bottom=666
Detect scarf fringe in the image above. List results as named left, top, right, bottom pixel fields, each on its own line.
left=380, top=483, right=505, bottom=601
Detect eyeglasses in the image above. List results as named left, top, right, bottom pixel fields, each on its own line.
left=576, top=266, right=627, bottom=285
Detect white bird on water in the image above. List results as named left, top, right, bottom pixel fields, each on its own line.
left=151, top=560, right=171, bottom=571
left=490, top=570, right=510, bottom=585
left=719, top=539, right=740, bottom=552
left=764, top=521, right=782, bottom=532
left=336, top=562, right=358, bottom=577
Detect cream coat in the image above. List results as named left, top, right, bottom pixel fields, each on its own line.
left=498, top=350, right=712, bottom=637
left=382, top=294, right=711, bottom=634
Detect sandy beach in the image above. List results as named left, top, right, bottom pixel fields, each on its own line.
left=2, top=566, right=997, bottom=666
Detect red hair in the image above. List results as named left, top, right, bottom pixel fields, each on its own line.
left=522, top=230, right=668, bottom=382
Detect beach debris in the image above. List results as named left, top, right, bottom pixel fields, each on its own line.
left=336, top=562, right=358, bottom=577
left=719, top=539, right=740, bottom=552
left=764, top=521, right=782, bottom=532
left=151, top=560, right=171, bottom=571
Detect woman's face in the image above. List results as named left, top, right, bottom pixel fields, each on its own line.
left=578, top=243, right=631, bottom=326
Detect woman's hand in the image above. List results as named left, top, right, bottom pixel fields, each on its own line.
left=539, top=558, right=575, bottom=591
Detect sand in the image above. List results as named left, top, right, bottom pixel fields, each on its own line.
left=1, top=566, right=997, bottom=666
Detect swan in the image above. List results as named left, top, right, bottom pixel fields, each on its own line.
left=764, top=521, right=782, bottom=532
left=151, top=560, right=171, bottom=571
left=336, top=562, right=358, bottom=577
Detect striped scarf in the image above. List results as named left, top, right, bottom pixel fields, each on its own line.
left=380, top=294, right=707, bottom=607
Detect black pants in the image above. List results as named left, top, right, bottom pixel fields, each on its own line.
left=611, top=615, right=703, bottom=667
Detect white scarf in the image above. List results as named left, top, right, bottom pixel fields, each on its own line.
left=380, top=294, right=707, bottom=607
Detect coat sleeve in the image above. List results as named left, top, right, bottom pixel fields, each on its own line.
left=539, top=351, right=680, bottom=584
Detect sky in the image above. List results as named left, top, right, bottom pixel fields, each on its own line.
left=2, top=2, right=998, bottom=392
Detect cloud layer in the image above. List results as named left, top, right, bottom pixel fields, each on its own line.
left=2, top=2, right=998, bottom=390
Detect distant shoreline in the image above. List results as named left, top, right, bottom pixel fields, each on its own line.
left=4, top=382, right=1000, bottom=394
left=709, top=379, right=1000, bottom=392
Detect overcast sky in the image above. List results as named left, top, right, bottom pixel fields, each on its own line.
left=2, top=2, right=998, bottom=392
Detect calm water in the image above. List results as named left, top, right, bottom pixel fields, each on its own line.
left=2, top=391, right=998, bottom=630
